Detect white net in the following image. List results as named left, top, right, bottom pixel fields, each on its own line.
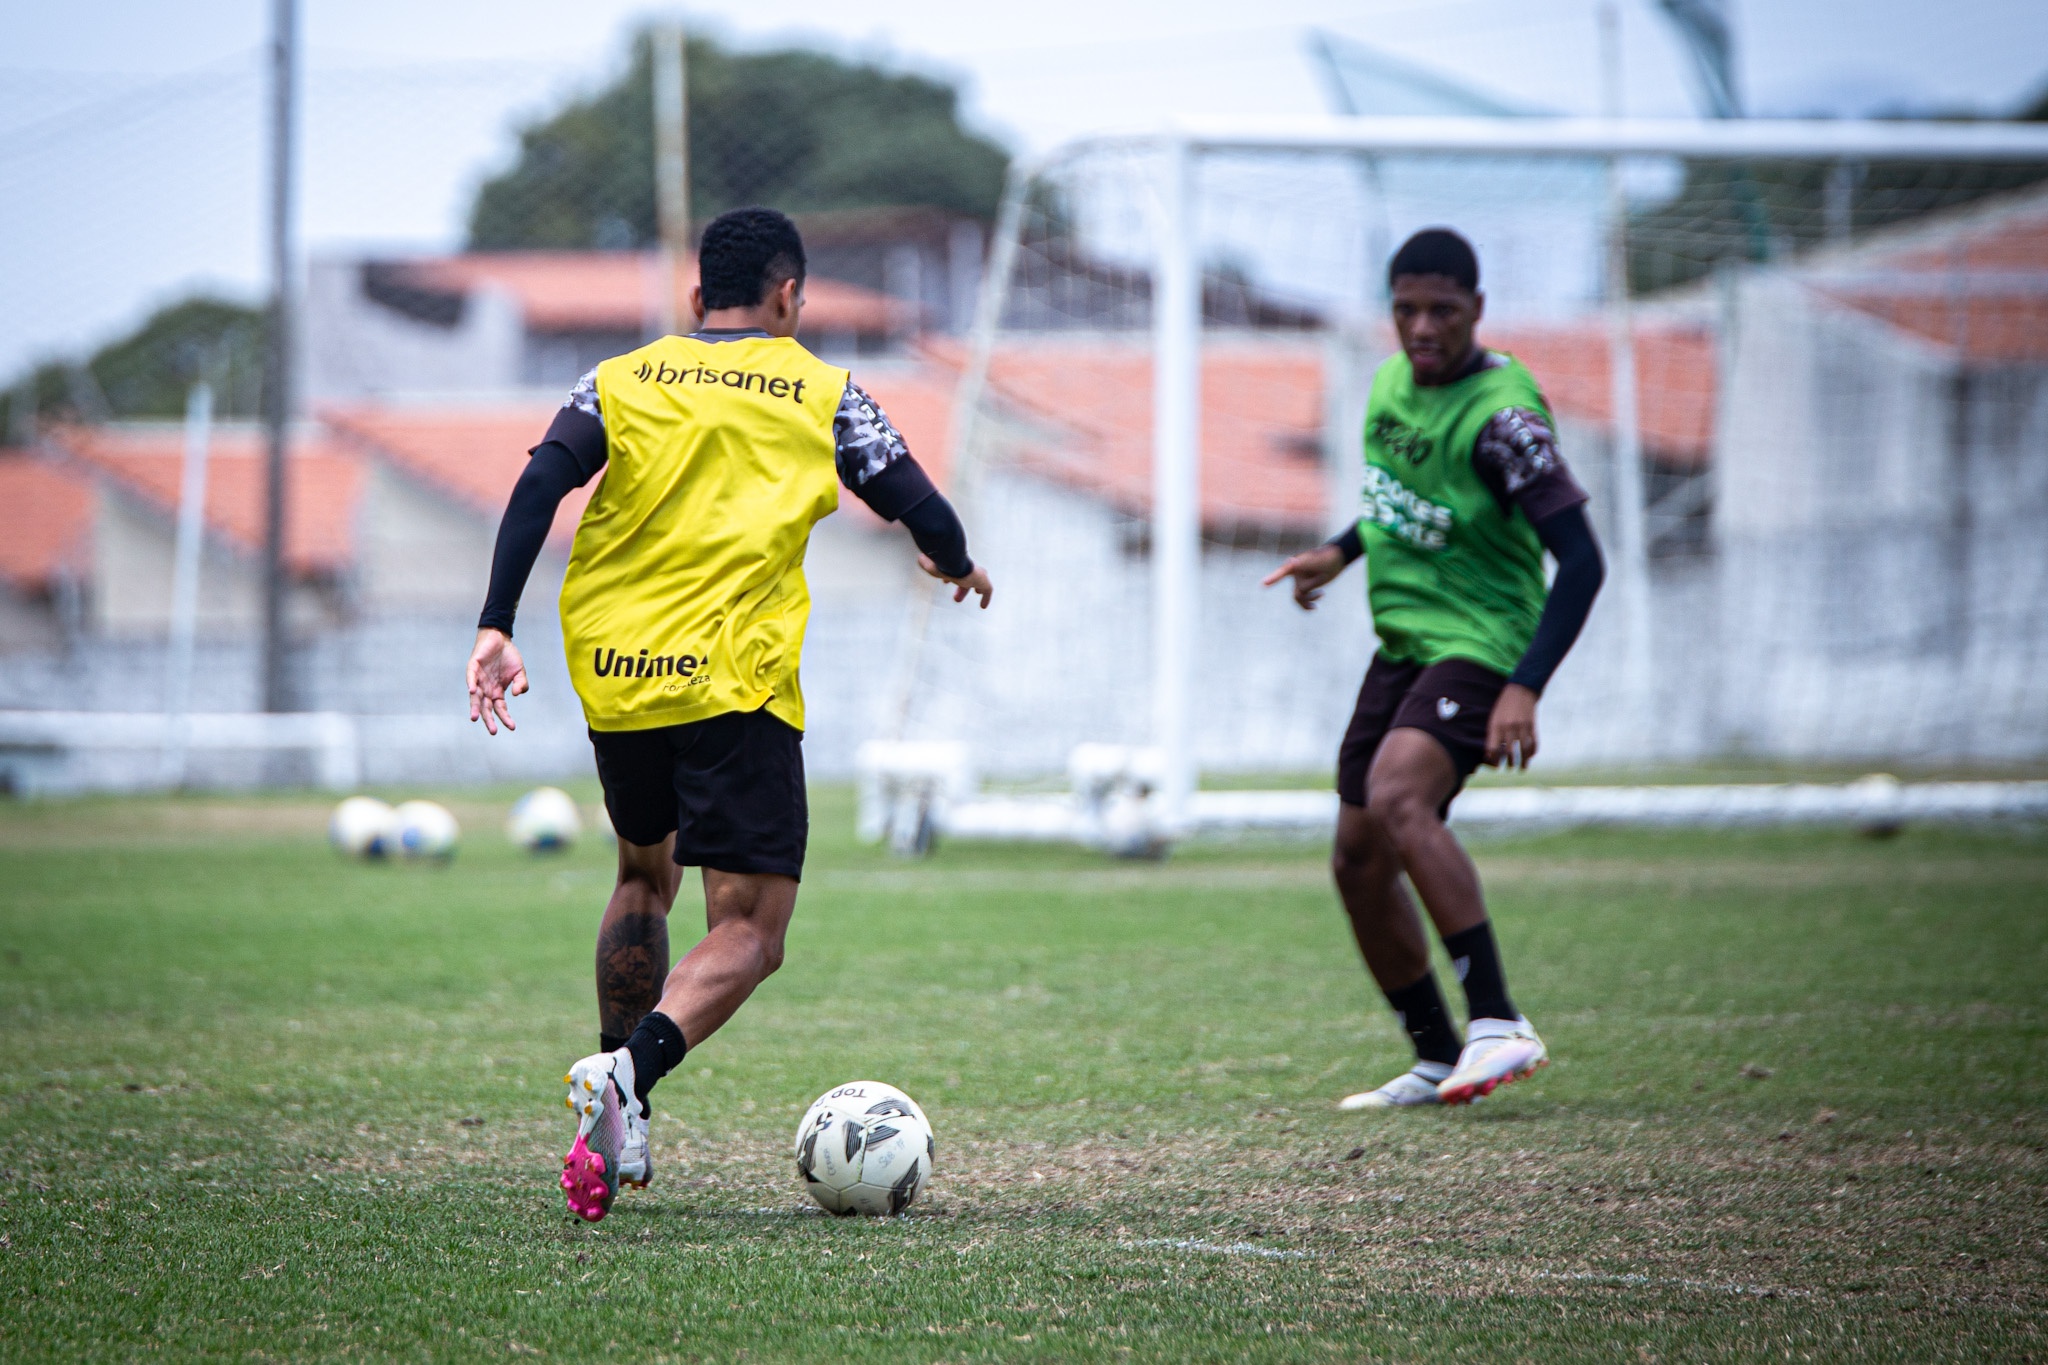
left=901, top=127, right=2048, bottom=782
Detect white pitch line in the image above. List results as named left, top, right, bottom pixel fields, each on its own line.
left=1533, top=1270, right=1813, bottom=1299
left=1126, top=1237, right=1314, bottom=1261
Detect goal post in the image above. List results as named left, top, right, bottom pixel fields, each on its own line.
left=889, top=114, right=2048, bottom=848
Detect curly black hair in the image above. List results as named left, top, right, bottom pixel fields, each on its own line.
left=1388, top=227, right=1479, bottom=292
left=697, top=206, right=807, bottom=312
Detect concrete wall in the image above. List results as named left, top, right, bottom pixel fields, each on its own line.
left=88, top=486, right=338, bottom=639
left=1708, top=275, right=2048, bottom=764
left=301, top=259, right=524, bottom=403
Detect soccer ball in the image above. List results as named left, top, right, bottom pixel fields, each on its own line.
left=794, top=1081, right=933, bottom=1216
left=392, top=799, right=460, bottom=860
left=329, top=796, right=398, bottom=859
left=507, top=786, right=583, bottom=852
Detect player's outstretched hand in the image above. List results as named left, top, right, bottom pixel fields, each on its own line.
left=1485, top=682, right=1539, bottom=769
left=919, top=555, right=993, bottom=610
left=1261, top=543, right=1348, bottom=610
left=467, top=627, right=529, bottom=736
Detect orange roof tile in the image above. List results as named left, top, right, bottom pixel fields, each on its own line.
left=1487, top=325, right=1719, bottom=469
left=1826, top=199, right=2048, bottom=361
left=1828, top=294, right=2048, bottom=363
left=321, top=404, right=592, bottom=547
left=396, top=252, right=901, bottom=337
left=973, top=341, right=1328, bottom=534
left=0, top=453, right=93, bottom=592
left=49, top=424, right=364, bottom=577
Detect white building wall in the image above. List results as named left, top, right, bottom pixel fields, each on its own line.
left=300, top=258, right=524, bottom=403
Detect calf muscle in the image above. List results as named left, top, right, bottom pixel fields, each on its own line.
left=1332, top=728, right=1491, bottom=989
left=595, top=837, right=681, bottom=1040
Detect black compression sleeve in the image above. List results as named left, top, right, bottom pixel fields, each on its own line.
left=898, top=490, right=972, bottom=579
left=477, top=442, right=588, bottom=636
left=1326, top=523, right=1364, bottom=564
left=851, top=454, right=938, bottom=522
left=1508, top=504, right=1604, bottom=695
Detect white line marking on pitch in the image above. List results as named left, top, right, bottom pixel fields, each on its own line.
left=1533, top=1270, right=1813, bottom=1299
left=1126, top=1238, right=1314, bottom=1260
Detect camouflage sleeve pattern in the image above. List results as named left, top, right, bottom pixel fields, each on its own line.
left=1472, top=406, right=1587, bottom=523
left=832, top=380, right=911, bottom=491
left=564, top=367, right=602, bottom=426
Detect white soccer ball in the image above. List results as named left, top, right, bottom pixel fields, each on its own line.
left=392, top=799, right=460, bottom=861
left=329, top=796, right=398, bottom=859
left=794, top=1081, right=934, bottom=1216
left=507, top=786, right=583, bottom=852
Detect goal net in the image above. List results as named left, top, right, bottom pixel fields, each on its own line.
left=885, top=116, right=2048, bottom=824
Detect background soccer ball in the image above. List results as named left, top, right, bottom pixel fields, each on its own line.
left=794, top=1081, right=933, bottom=1216
left=392, top=799, right=460, bottom=860
left=329, top=796, right=398, bottom=859
left=507, top=786, right=583, bottom=852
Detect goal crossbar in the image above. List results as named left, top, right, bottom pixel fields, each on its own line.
left=941, top=116, right=2048, bottom=846
left=1060, top=114, right=2048, bottom=162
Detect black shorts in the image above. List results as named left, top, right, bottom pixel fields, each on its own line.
left=589, top=706, right=807, bottom=879
left=1337, top=653, right=1509, bottom=811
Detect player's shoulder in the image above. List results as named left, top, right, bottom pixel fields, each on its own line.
left=1469, top=350, right=1549, bottom=413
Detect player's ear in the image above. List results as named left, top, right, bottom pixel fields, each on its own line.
left=688, top=284, right=706, bottom=326
left=1471, top=289, right=1485, bottom=323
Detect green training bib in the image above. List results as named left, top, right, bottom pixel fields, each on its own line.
left=1356, top=350, right=1552, bottom=677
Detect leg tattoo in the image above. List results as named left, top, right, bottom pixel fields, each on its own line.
left=596, top=909, right=670, bottom=1043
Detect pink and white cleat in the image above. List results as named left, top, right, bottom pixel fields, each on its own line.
left=1437, top=1017, right=1547, bottom=1106
left=560, top=1050, right=638, bottom=1222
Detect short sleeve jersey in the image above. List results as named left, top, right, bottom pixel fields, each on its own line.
left=1357, top=350, right=1577, bottom=676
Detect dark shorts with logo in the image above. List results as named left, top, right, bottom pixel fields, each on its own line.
left=1337, top=653, right=1509, bottom=813
left=589, top=705, right=807, bottom=879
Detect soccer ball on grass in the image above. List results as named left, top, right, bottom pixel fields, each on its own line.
left=393, top=799, right=460, bottom=860
left=508, top=786, right=583, bottom=852
left=329, top=796, right=399, bottom=859
left=794, top=1081, right=933, bottom=1216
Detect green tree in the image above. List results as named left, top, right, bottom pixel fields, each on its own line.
left=1627, top=89, right=2048, bottom=295
left=2, top=296, right=266, bottom=441
left=467, top=30, right=1011, bottom=250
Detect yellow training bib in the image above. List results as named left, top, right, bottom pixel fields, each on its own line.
left=559, top=334, right=849, bottom=733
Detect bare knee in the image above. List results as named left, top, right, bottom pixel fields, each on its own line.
left=1332, top=806, right=1397, bottom=879
left=1367, top=783, right=1442, bottom=853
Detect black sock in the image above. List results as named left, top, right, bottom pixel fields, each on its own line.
left=1383, top=972, right=1462, bottom=1067
left=600, top=1032, right=627, bottom=1055
left=1442, top=921, right=1517, bottom=1023
left=622, top=1011, right=687, bottom=1108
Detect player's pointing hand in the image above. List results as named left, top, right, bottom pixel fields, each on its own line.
left=1262, top=543, right=1348, bottom=610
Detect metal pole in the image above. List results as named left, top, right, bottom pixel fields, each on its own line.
left=653, top=23, right=689, bottom=336
left=259, top=0, right=297, bottom=713
left=1152, top=135, right=1201, bottom=829
left=881, top=154, right=1043, bottom=744
left=163, top=381, right=213, bottom=787
left=1600, top=1, right=1654, bottom=743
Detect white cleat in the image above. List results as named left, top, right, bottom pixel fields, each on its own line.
left=559, top=1049, right=640, bottom=1221
left=1437, top=1017, right=1547, bottom=1106
left=1338, top=1061, right=1453, bottom=1110
left=619, top=1106, right=652, bottom=1190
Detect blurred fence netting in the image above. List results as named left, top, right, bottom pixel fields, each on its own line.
left=0, top=34, right=917, bottom=792
left=900, top=129, right=2048, bottom=781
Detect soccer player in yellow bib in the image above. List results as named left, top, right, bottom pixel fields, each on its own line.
left=465, top=208, right=992, bottom=1221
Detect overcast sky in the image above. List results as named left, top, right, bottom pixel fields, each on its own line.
left=4, top=0, right=2045, bottom=377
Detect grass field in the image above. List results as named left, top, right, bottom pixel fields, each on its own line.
left=1, top=786, right=2043, bottom=1362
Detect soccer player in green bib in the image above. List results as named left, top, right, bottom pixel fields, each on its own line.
left=1265, top=228, right=1604, bottom=1109
left=465, top=208, right=992, bottom=1218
